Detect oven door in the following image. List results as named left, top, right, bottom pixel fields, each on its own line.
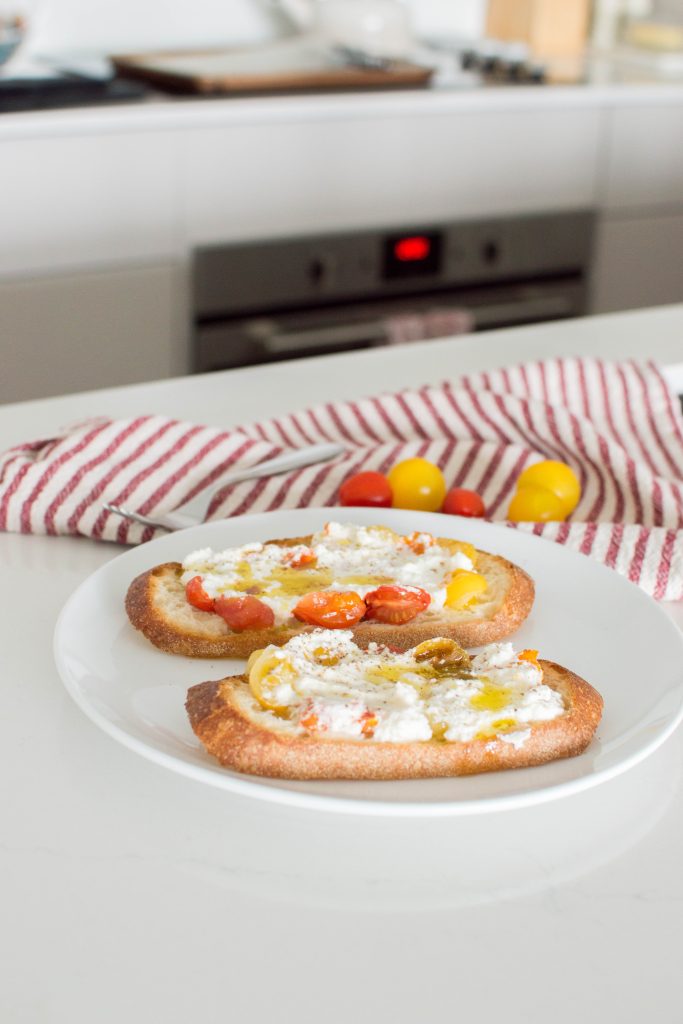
left=194, top=275, right=587, bottom=373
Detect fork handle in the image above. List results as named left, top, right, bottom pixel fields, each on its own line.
left=152, top=510, right=202, bottom=530
left=176, top=441, right=345, bottom=522
left=103, top=503, right=195, bottom=531
left=218, top=443, right=344, bottom=487
left=107, top=442, right=346, bottom=531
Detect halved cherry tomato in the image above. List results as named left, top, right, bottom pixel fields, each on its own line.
left=185, top=576, right=215, bottom=613
left=363, top=585, right=431, bottom=624
left=293, top=590, right=366, bottom=628
left=444, top=570, right=488, bottom=609
left=283, top=546, right=317, bottom=569
left=339, top=471, right=393, bottom=508
left=214, top=594, right=275, bottom=631
left=248, top=651, right=293, bottom=711
left=442, top=488, right=486, bottom=518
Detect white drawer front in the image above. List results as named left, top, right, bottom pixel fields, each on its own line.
left=591, top=213, right=683, bottom=313
left=185, top=108, right=601, bottom=244
left=602, top=104, right=683, bottom=211
left=0, top=132, right=181, bottom=276
left=0, top=263, right=185, bottom=402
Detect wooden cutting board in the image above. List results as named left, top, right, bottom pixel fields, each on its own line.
left=112, top=40, right=433, bottom=95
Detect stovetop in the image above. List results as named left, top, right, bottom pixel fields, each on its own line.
left=0, top=74, right=150, bottom=113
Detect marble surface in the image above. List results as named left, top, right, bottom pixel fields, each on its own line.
left=2, top=306, right=683, bottom=1023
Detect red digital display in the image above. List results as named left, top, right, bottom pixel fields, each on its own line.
left=384, top=230, right=441, bottom=279
left=394, top=235, right=431, bottom=262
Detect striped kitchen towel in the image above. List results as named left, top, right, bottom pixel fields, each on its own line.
left=1, top=358, right=682, bottom=599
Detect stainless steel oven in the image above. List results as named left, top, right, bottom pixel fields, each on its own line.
left=192, top=210, right=595, bottom=372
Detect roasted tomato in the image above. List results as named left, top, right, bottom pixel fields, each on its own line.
left=442, top=488, right=486, bottom=518
left=339, top=471, right=393, bottom=508
left=283, top=546, right=317, bottom=569
left=413, top=637, right=471, bottom=670
left=214, top=594, right=275, bottom=631
left=185, top=576, right=215, bottom=612
left=293, top=590, right=366, bottom=628
left=363, top=585, right=431, bottom=624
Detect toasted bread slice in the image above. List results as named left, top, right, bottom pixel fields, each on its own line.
left=125, top=534, right=534, bottom=657
left=186, top=660, right=603, bottom=780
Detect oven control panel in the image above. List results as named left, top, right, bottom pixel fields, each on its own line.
left=193, top=210, right=594, bottom=319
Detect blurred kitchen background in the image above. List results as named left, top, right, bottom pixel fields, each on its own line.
left=1, top=0, right=682, bottom=402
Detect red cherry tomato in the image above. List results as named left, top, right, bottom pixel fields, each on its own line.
left=363, top=585, right=431, bottom=624
left=185, top=576, right=215, bottom=612
left=339, top=471, right=392, bottom=508
left=214, top=595, right=275, bottom=631
left=442, top=488, right=486, bottom=518
left=293, top=590, right=366, bottom=628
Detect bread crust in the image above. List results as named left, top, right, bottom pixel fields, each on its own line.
left=125, top=535, right=535, bottom=658
left=186, top=660, right=603, bottom=780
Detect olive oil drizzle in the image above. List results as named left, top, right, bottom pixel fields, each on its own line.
left=207, top=531, right=476, bottom=604
left=251, top=644, right=540, bottom=745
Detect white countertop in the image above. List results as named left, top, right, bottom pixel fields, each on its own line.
left=3, top=69, right=683, bottom=142
left=2, top=306, right=683, bottom=1023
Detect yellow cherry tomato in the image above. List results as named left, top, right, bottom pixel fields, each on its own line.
left=246, top=648, right=266, bottom=673
left=444, top=570, right=488, bottom=609
left=516, top=460, right=581, bottom=516
left=249, top=651, right=295, bottom=712
left=387, top=458, right=447, bottom=513
left=507, top=485, right=566, bottom=523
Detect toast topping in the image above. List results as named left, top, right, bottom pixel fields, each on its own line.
left=181, top=523, right=483, bottom=627
left=245, top=631, right=564, bottom=745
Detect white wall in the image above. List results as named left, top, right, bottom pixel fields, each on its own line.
left=17, top=0, right=485, bottom=56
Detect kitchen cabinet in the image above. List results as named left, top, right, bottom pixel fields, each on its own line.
left=601, top=103, right=683, bottom=211
left=1, top=86, right=683, bottom=401
left=184, top=108, right=601, bottom=244
left=589, top=103, right=683, bottom=315
left=0, top=262, right=185, bottom=403
left=591, top=213, right=683, bottom=313
left=0, top=131, right=181, bottom=277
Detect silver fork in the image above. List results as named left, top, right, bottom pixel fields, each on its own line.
left=103, top=442, right=345, bottom=531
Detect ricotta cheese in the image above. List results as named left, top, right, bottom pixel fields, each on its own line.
left=247, top=630, right=565, bottom=745
left=181, top=522, right=475, bottom=625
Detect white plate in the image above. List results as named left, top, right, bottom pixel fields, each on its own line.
left=54, top=507, right=683, bottom=817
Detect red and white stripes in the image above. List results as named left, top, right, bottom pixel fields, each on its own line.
left=1, top=358, right=682, bottom=600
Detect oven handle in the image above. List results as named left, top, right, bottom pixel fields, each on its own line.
left=247, top=318, right=387, bottom=354
left=473, top=293, right=575, bottom=327
left=247, top=292, right=576, bottom=354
